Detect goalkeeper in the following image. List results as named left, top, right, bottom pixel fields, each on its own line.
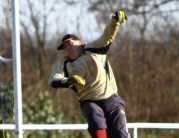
left=48, top=10, right=130, bottom=138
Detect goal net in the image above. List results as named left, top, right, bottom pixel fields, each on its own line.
left=0, top=0, right=14, bottom=137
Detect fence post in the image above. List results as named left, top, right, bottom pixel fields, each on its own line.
left=133, top=126, right=138, bottom=138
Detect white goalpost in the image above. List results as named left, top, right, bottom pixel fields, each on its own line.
left=0, top=0, right=23, bottom=137
left=11, top=0, right=23, bottom=138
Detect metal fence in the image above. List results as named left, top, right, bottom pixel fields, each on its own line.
left=0, top=123, right=179, bottom=138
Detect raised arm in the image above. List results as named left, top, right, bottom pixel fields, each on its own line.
left=86, top=10, right=127, bottom=53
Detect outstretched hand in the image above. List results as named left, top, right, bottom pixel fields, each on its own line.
left=112, top=10, right=128, bottom=24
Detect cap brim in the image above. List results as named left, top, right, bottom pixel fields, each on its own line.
left=57, top=38, right=73, bottom=50
left=57, top=44, right=63, bottom=50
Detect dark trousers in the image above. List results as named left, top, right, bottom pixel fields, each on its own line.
left=80, top=94, right=130, bottom=138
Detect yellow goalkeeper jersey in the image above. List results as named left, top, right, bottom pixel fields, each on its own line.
left=48, top=18, right=121, bottom=101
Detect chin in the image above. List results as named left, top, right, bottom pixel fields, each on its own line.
left=69, top=56, right=77, bottom=60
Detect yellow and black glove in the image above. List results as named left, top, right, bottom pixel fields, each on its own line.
left=112, top=10, right=128, bottom=24
left=51, top=75, right=85, bottom=88
left=67, top=75, right=86, bottom=87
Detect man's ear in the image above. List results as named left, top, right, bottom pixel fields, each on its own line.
left=81, top=43, right=86, bottom=49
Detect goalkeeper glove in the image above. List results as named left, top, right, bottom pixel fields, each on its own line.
left=51, top=75, right=85, bottom=88
left=67, top=75, right=86, bottom=87
left=112, top=10, right=128, bottom=24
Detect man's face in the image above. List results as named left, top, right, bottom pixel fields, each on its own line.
left=63, top=39, right=83, bottom=60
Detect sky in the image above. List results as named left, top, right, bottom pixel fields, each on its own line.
left=1, top=0, right=179, bottom=45
left=0, top=0, right=101, bottom=42
left=0, top=0, right=11, bottom=30
left=19, top=0, right=101, bottom=42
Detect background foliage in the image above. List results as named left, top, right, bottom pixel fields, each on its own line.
left=1, top=0, right=179, bottom=137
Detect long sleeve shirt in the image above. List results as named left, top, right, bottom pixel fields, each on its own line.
left=48, top=18, right=121, bottom=101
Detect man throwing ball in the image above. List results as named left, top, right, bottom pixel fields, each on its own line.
left=48, top=10, right=130, bottom=138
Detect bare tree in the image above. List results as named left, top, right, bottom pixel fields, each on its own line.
left=20, top=0, right=59, bottom=79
